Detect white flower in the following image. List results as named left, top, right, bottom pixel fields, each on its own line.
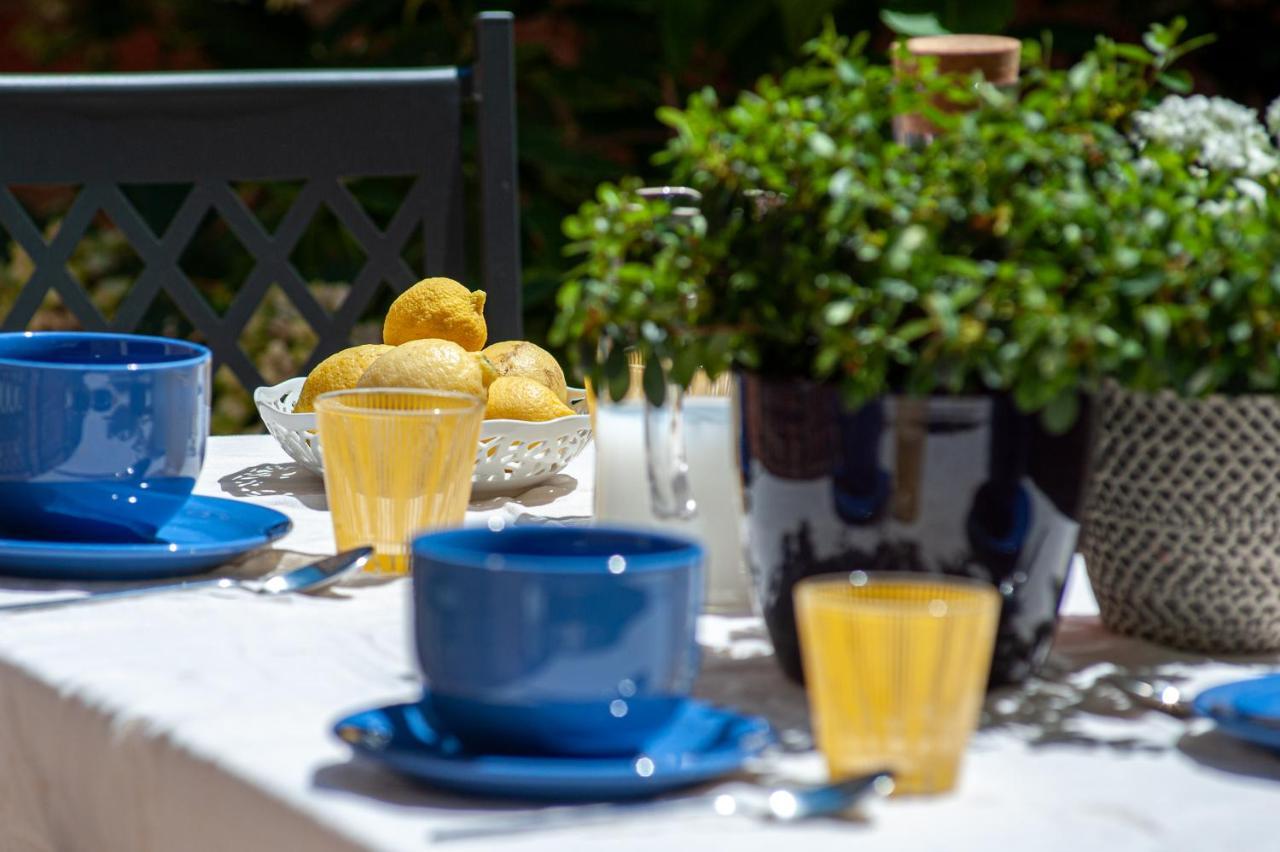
left=1133, top=94, right=1280, bottom=177
left=1199, top=198, right=1249, bottom=218
left=1197, top=179, right=1270, bottom=219
left=1134, top=156, right=1160, bottom=178
left=1267, top=96, right=1280, bottom=138
left=1235, top=177, right=1268, bottom=206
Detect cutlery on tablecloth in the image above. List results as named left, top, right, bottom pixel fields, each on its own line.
left=427, top=770, right=894, bottom=843
left=1107, top=676, right=1196, bottom=720
left=1108, top=675, right=1280, bottom=725
left=0, top=547, right=373, bottom=613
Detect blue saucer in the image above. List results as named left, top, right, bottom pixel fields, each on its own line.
left=1194, top=676, right=1280, bottom=752
left=333, top=697, right=773, bottom=800
left=0, top=495, right=292, bottom=580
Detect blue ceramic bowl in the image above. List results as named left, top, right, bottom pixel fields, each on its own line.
left=412, top=525, right=704, bottom=757
left=0, top=332, right=211, bottom=542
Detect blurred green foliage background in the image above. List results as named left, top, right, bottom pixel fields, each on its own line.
left=0, top=0, right=1275, bottom=432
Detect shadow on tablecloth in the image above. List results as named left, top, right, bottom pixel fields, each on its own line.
left=468, top=474, right=580, bottom=512
left=981, top=614, right=1280, bottom=781
left=314, top=613, right=1280, bottom=809
left=311, top=758, right=541, bottom=812
left=0, top=548, right=353, bottom=597
left=313, top=619, right=817, bottom=809
left=694, top=618, right=814, bottom=751
left=1176, top=728, right=1280, bottom=781
left=219, top=461, right=327, bottom=510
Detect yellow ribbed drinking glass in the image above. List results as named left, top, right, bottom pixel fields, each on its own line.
left=795, top=572, right=1000, bottom=795
left=314, top=388, right=483, bottom=577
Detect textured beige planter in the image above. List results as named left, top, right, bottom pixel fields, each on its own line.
left=1081, top=382, right=1280, bottom=652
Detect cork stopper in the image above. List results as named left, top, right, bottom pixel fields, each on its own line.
left=899, top=35, right=1021, bottom=86
left=893, top=34, right=1021, bottom=140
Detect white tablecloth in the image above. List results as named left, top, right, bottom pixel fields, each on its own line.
left=0, top=436, right=1277, bottom=852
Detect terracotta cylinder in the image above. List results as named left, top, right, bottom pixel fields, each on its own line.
left=893, top=34, right=1021, bottom=141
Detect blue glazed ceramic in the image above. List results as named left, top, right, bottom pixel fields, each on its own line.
left=739, top=376, right=1092, bottom=688
left=0, top=332, right=211, bottom=542
left=1194, top=676, right=1280, bottom=752
left=333, top=697, right=771, bottom=800
left=0, top=495, right=291, bottom=580
left=411, top=526, right=703, bottom=757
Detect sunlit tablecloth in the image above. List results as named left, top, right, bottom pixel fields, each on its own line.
left=0, top=435, right=1277, bottom=852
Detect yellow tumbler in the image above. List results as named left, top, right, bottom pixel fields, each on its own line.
left=794, top=572, right=1000, bottom=795
left=314, top=388, right=483, bottom=577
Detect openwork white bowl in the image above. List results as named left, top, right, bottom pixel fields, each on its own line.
left=254, top=377, right=592, bottom=495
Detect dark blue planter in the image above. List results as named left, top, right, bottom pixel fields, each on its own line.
left=738, top=374, right=1091, bottom=688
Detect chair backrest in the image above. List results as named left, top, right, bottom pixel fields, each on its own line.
left=0, top=11, right=521, bottom=393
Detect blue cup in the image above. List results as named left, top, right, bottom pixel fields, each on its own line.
left=0, top=332, right=211, bottom=542
left=411, top=525, right=704, bottom=756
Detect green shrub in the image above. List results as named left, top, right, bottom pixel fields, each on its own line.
left=555, top=19, right=1276, bottom=430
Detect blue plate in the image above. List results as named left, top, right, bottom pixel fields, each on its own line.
left=333, top=696, right=773, bottom=801
left=0, top=495, right=292, bottom=580
left=1194, top=676, right=1280, bottom=752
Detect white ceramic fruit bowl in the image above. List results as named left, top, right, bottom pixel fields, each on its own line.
left=254, top=377, right=592, bottom=495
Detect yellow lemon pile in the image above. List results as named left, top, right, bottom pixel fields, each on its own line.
left=293, top=277, right=575, bottom=422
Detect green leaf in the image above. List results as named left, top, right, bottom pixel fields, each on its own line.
left=824, top=300, right=855, bottom=325
left=1157, top=70, right=1193, bottom=94
left=656, top=106, right=689, bottom=133
left=814, top=346, right=841, bottom=375
left=1139, top=306, right=1171, bottom=341
left=1186, top=366, right=1214, bottom=396
left=1067, top=57, right=1098, bottom=92
left=808, top=132, right=837, bottom=158
left=605, top=342, right=630, bottom=403
left=1229, top=321, right=1253, bottom=343
left=1119, top=274, right=1162, bottom=299
left=642, top=355, right=667, bottom=407
left=1166, top=32, right=1217, bottom=65
left=670, top=345, right=702, bottom=389
left=896, top=317, right=934, bottom=342
left=1143, top=27, right=1170, bottom=56
left=1112, top=43, right=1153, bottom=65
left=1041, top=391, right=1080, bottom=434
left=879, top=9, right=948, bottom=37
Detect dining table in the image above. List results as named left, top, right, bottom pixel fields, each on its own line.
left=0, top=433, right=1276, bottom=852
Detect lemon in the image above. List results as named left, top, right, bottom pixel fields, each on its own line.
left=482, top=340, right=568, bottom=403
left=485, top=376, right=575, bottom=421
left=383, top=277, right=487, bottom=351
left=356, top=339, right=489, bottom=399
left=294, top=344, right=394, bottom=413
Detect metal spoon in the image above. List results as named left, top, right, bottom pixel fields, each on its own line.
left=0, top=546, right=373, bottom=613
left=428, top=770, right=894, bottom=843
left=1107, top=675, right=1195, bottom=719
left=1111, top=674, right=1280, bottom=733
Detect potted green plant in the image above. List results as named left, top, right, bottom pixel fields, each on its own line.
left=1076, top=88, right=1280, bottom=653
left=554, top=21, right=1212, bottom=683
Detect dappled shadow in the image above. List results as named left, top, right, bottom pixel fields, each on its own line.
left=469, top=474, right=580, bottom=511
left=695, top=619, right=813, bottom=752
left=219, top=461, right=327, bottom=510
left=980, top=616, right=1279, bottom=757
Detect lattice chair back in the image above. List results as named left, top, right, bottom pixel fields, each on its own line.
left=0, top=12, right=521, bottom=396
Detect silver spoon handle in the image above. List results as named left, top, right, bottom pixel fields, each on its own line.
left=0, top=577, right=234, bottom=613
left=429, top=795, right=713, bottom=842
left=427, top=771, right=892, bottom=843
